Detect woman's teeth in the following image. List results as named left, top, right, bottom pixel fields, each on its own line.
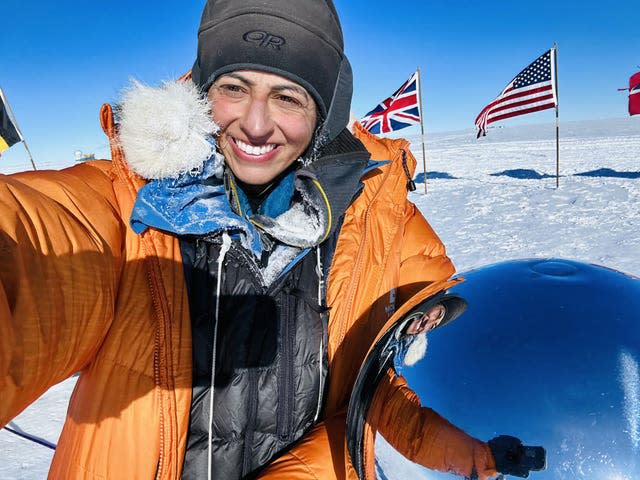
left=235, top=139, right=276, bottom=156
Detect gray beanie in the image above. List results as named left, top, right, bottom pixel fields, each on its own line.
left=191, top=0, right=353, bottom=144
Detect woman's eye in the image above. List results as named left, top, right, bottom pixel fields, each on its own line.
left=217, top=84, right=246, bottom=96
left=276, top=95, right=303, bottom=107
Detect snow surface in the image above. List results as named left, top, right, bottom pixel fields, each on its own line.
left=2, top=117, right=639, bottom=479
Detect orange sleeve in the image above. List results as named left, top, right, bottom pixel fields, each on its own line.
left=352, top=120, right=455, bottom=305
left=0, top=162, right=125, bottom=426
left=397, top=202, right=456, bottom=305
left=369, top=369, right=497, bottom=479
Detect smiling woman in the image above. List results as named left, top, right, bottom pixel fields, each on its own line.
left=0, top=1, right=512, bottom=479
left=209, top=70, right=318, bottom=187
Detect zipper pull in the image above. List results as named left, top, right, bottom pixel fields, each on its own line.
left=400, top=149, right=416, bottom=192
left=258, top=232, right=274, bottom=268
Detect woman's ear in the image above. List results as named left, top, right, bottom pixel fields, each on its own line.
left=347, top=112, right=359, bottom=133
left=178, top=70, right=193, bottom=83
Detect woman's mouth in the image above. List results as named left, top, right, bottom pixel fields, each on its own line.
left=234, top=138, right=277, bottom=156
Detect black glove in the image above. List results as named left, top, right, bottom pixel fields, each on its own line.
left=488, top=435, right=546, bottom=478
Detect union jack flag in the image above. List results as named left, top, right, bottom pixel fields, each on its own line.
left=360, top=71, right=421, bottom=134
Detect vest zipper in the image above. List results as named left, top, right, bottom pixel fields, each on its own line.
left=241, top=368, right=259, bottom=476
left=276, top=292, right=295, bottom=440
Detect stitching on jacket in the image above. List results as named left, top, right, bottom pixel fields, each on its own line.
left=286, top=450, right=321, bottom=480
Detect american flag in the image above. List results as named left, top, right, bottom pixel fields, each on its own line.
left=360, top=71, right=421, bottom=134
left=475, top=49, right=557, bottom=137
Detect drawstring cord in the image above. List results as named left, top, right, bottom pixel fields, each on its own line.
left=207, top=232, right=232, bottom=480
left=316, top=246, right=324, bottom=305
left=314, top=246, right=325, bottom=422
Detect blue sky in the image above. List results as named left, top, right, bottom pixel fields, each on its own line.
left=1, top=0, right=637, bottom=170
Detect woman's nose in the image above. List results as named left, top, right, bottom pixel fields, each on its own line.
left=240, top=98, right=275, bottom=143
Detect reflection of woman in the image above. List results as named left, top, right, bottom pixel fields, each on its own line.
left=393, top=294, right=468, bottom=368
left=369, top=294, right=498, bottom=479
left=367, top=294, right=541, bottom=480
left=392, top=303, right=446, bottom=370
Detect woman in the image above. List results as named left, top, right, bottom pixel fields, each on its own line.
left=0, top=1, right=502, bottom=478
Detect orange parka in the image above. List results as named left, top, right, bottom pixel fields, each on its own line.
left=0, top=102, right=496, bottom=479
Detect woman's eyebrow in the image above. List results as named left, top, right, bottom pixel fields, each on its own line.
left=216, top=73, right=310, bottom=100
left=219, top=72, right=254, bottom=85
left=271, top=84, right=309, bottom=99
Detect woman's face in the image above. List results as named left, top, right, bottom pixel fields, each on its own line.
left=405, top=303, right=446, bottom=335
left=208, top=70, right=317, bottom=186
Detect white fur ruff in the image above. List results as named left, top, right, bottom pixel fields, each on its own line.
left=403, top=333, right=427, bottom=366
left=118, top=80, right=219, bottom=179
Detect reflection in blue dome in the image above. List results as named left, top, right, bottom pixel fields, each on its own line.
left=377, top=258, right=640, bottom=479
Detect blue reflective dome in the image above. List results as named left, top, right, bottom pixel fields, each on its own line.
left=374, top=258, right=640, bottom=479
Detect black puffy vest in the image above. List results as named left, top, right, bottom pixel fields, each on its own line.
left=180, top=236, right=330, bottom=479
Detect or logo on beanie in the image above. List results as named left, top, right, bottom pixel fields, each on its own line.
left=243, top=31, right=286, bottom=50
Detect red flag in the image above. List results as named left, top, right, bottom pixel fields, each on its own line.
left=629, top=72, right=640, bottom=116
left=475, top=49, right=557, bottom=137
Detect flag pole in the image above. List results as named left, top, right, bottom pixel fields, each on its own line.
left=0, top=86, right=37, bottom=170
left=416, top=67, right=428, bottom=194
left=21, top=140, right=37, bottom=171
left=553, top=43, right=560, bottom=188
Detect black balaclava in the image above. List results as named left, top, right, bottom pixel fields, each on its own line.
left=191, top=0, right=353, bottom=146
